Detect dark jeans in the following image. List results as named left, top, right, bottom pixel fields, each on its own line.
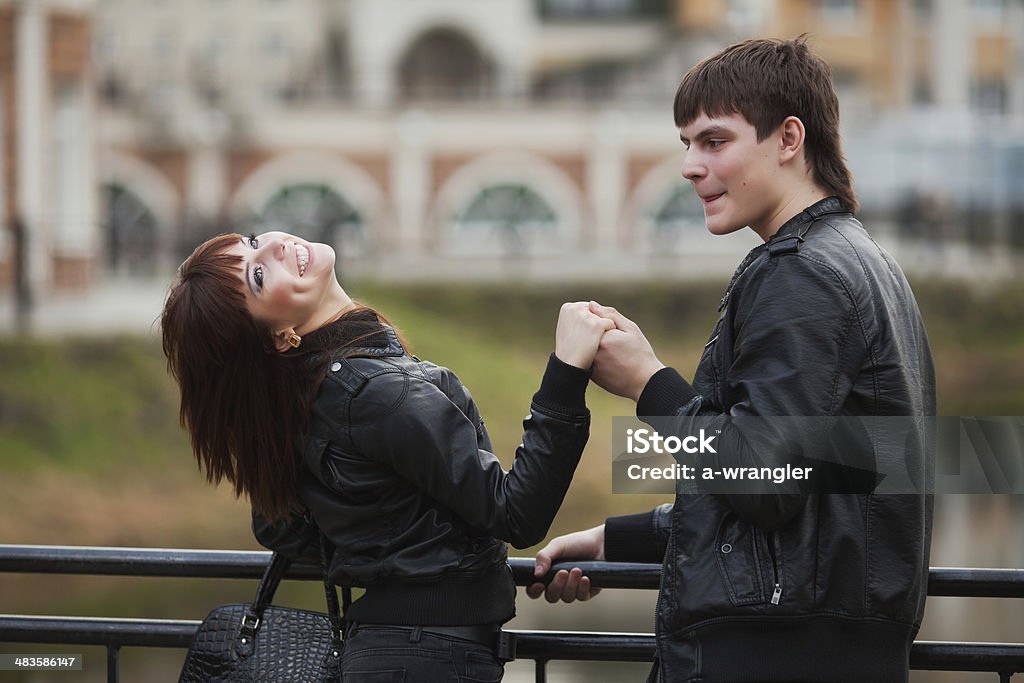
left=341, top=625, right=504, bottom=683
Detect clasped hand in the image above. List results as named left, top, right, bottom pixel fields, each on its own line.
left=537, top=302, right=666, bottom=603
left=556, top=301, right=666, bottom=401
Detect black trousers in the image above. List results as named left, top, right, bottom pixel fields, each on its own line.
left=341, top=625, right=504, bottom=682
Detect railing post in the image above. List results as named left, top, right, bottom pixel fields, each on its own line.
left=107, top=645, right=119, bottom=683
left=535, top=658, right=547, bottom=683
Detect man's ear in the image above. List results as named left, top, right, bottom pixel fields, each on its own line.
left=778, top=116, right=806, bottom=165
left=273, top=328, right=297, bottom=353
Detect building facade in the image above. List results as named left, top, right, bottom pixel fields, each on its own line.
left=2, top=0, right=1023, bottom=297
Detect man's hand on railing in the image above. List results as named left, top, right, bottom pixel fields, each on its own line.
left=526, top=524, right=605, bottom=603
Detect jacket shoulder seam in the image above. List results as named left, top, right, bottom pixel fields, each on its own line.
left=345, top=366, right=414, bottom=427
left=785, top=246, right=864, bottom=417
left=820, top=220, right=882, bottom=412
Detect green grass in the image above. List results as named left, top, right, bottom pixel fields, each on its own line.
left=1, top=279, right=1021, bottom=474
left=0, top=281, right=1021, bottom=622
left=0, top=336, right=186, bottom=474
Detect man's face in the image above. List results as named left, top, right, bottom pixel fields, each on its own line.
left=679, top=112, right=783, bottom=241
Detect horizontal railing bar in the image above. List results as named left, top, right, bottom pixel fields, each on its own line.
left=0, top=615, right=198, bottom=648
left=927, top=567, right=1024, bottom=598
left=911, top=641, right=1024, bottom=672
left=508, top=559, right=661, bottom=589
left=0, top=545, right=274, bottom=579
left=510, top=630, right=655, bottom=661
left=1, top=545, right=1022, bottom=597
left=1, top=616, right=1022, bottom=673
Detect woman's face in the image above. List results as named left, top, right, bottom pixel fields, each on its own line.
left=226, top=231, right=344, bottom=336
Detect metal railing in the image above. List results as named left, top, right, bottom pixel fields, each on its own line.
left=2, top=544, right=1023, bottom=682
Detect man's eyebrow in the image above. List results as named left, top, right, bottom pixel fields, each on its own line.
left=681, top=125, right=732, bottom=145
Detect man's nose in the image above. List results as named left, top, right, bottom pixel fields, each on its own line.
left=682, top=152, right=705, bottom=181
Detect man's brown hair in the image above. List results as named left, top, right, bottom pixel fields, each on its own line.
left=674, top=37, right=858, bottom=213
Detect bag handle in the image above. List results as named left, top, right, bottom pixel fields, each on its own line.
left=318, top=530, right=346, bottom=640
left=239, top=524, right=345, bottom=651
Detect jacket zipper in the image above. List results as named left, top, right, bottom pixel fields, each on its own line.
left=766, top=531, right=782, bottom=605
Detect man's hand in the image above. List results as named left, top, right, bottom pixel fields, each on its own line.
left=589, top=302, right=666, bottom=402
left=555, top=302, right=616, bottom=369
left=526, top=524, right=605, bottom=603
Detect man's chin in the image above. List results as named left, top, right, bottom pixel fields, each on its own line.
left=705, top=221, right=743, bottom=236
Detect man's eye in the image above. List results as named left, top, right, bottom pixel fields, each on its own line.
left=707, top=140, right=724, bottom=149
left=247, top=234, right=259, bottom=249
left=253, top=266, right=264, bottom=289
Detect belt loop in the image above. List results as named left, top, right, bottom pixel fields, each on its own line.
left=409, top=626, right=422, bottom=643
left=343, top=621, right=358, bottom=639
left=496, top=631, right=516, bottom=663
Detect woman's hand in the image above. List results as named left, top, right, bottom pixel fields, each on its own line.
left=555, top=302, right=616, bottom=369
left=526, top=524, right=605, bottom=603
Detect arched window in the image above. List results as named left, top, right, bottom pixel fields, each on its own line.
left=103, top=183, right=159, bottom=276
left=452, top=184, right=557, bottom=255
left=398, top=28, right=493, bottom=101
left=255, top=184, right=365, bottom=257
left=650, top=183, right=705, bottom=249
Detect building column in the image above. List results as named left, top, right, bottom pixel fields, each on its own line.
left=587, top=111, right=626, bottom=254
left=932, top=0, right=970, bottom=110
left=53, top=83, right=96, bottom=260
left=390, top=110, right=431, bottom=259
left=0, top=83, right=7, bottom=257
left=1010, top=0, right=1024, bottom=117
left=15, top=0, right=49, bottom=296
left=182, top=107, right=229, bottom=271
left=355, top=62, right=394, bottom=107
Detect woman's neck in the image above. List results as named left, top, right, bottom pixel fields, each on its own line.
left=298, top=283, right=358, bottom=335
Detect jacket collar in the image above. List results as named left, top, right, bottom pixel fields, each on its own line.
left=347, top=325, right=405, bottom=358
left=768, top=196, right=848, bottom=242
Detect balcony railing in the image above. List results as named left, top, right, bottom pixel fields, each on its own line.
left=1, top=545, right=1023, bottom=682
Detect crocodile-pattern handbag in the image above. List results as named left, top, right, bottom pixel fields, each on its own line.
left=178, top=534, right=347, bottom=682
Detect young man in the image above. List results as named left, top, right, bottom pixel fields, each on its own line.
left=528, top=38, right=936, bottom=682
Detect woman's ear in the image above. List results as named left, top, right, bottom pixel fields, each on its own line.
left=778, top=116, right=806, bottom=165
left=274, top=328, right=300, bottom=353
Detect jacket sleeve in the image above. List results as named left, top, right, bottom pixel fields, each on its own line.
left=251, top=509, right=322, bottom=563
left=346, top=354, right=591, bottom=549
left=605, top=503, right=673, bottom=563
left=635, top=254, right=861, bottom=530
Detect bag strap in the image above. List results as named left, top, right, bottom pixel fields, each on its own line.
left=237, top=552, right=290, bottom=654
left=239, top=521, right=346, bottom=650
left=318, top=530, right=345, bottom=641
left=249, top=552, right=291, bottom=619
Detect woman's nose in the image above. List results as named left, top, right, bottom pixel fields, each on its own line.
left=260, top=237, right=286, bottom=260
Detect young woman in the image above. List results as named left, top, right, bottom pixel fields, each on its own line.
left=161, top=230, right=611, bottom=682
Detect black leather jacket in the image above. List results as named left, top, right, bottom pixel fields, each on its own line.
left=606, top=198, right=936, bottom=682
left=255, top=328, right=592, bottom=626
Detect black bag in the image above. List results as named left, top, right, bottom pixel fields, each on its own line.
left=178, top=535, right=347, bottom=682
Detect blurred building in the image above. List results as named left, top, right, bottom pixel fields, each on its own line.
left=2, top=0, right=1023, bottom=295
left=1, top=0, right=96, bottom=302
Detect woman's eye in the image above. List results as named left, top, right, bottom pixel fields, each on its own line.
left=248, top=235, right=259, bottom=249
left=253, top=266, right=264, bottom=289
